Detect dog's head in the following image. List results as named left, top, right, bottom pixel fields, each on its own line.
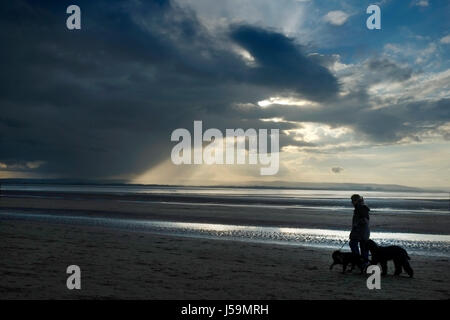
left=332, top=250, right=344, bottom=264
left=366, top=239, right=378, bottom=251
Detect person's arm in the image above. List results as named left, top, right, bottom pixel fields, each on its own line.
left=355, top=206, right=369, bottom=227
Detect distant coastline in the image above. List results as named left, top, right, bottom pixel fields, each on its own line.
left=0, top=178, right=448, bottom=193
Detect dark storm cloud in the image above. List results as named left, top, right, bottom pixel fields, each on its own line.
left=1, top=0, right=447, bottom=179
left=230, top=25, right=340, bottom=102
left=0, top=0, right=339, bottom=178
left=349, top=98, right=450, bottom=143
left=0, top=0, right=182, bottom=177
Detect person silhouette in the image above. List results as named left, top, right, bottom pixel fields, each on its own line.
left=349, top=194, right=370, bottom=267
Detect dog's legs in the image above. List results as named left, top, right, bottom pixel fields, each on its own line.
left=342, top=263, right=347, bottom=274
left=380, top=261, right=388, bottom=275
left=402, top=260, right=414, bottom=278
left=359, top=262, right=366, bottom=274
left=393, top=259, right=402, bottom=276
left=330, top=262, right=336, bottom=270
left=349, top=263, right=354, bottom=272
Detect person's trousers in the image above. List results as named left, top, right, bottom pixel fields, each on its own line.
left=349, top=239, right=369, bottom=262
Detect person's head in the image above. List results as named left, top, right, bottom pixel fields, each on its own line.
left=351, top=194, right=364, bottom=207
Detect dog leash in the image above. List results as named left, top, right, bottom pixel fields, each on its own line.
left=338, top=241, right=347, bottom=251
left=337, top=240, right=372, bottom=259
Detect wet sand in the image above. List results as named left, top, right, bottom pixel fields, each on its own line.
left=1, top=195, right=449, bottom=299
left=1, top=195, right=450, bottom=234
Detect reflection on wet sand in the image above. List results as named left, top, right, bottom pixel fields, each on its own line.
left=1, top=211, right=449, bottom=257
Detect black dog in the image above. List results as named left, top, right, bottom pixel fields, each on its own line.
left=330, top=250, right=364, bottom=274
left=366, top=239, right=414, bottom=277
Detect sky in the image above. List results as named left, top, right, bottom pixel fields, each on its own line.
left=0, top=0, right=449, bottom=189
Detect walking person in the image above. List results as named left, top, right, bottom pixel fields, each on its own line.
left=349, top=194, right=370, bottom=268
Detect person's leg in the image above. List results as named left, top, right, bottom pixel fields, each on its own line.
left=349, top=239, right=360, bottom=256
left=360, top=240, right=369, bottom=262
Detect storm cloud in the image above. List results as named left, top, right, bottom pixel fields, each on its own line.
left=0, top=0, right=339, bottom=179
left=0, top=0, right=448, bottom=181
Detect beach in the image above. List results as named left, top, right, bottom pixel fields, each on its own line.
left=1, top=219, right=449, bottom=299
left=2, top=0, right=449, bottom=303
left=1, top=186, right=449, bottom=299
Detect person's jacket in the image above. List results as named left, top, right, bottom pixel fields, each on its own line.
left=350, top=204, right=370, bottom=241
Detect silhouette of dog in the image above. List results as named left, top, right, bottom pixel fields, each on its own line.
left=366, top=239, right=414, bottom=277
left=330, top=250, right=364, bottom=274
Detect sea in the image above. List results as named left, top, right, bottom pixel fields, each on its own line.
left=1, top=183, right=449, bottom=257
